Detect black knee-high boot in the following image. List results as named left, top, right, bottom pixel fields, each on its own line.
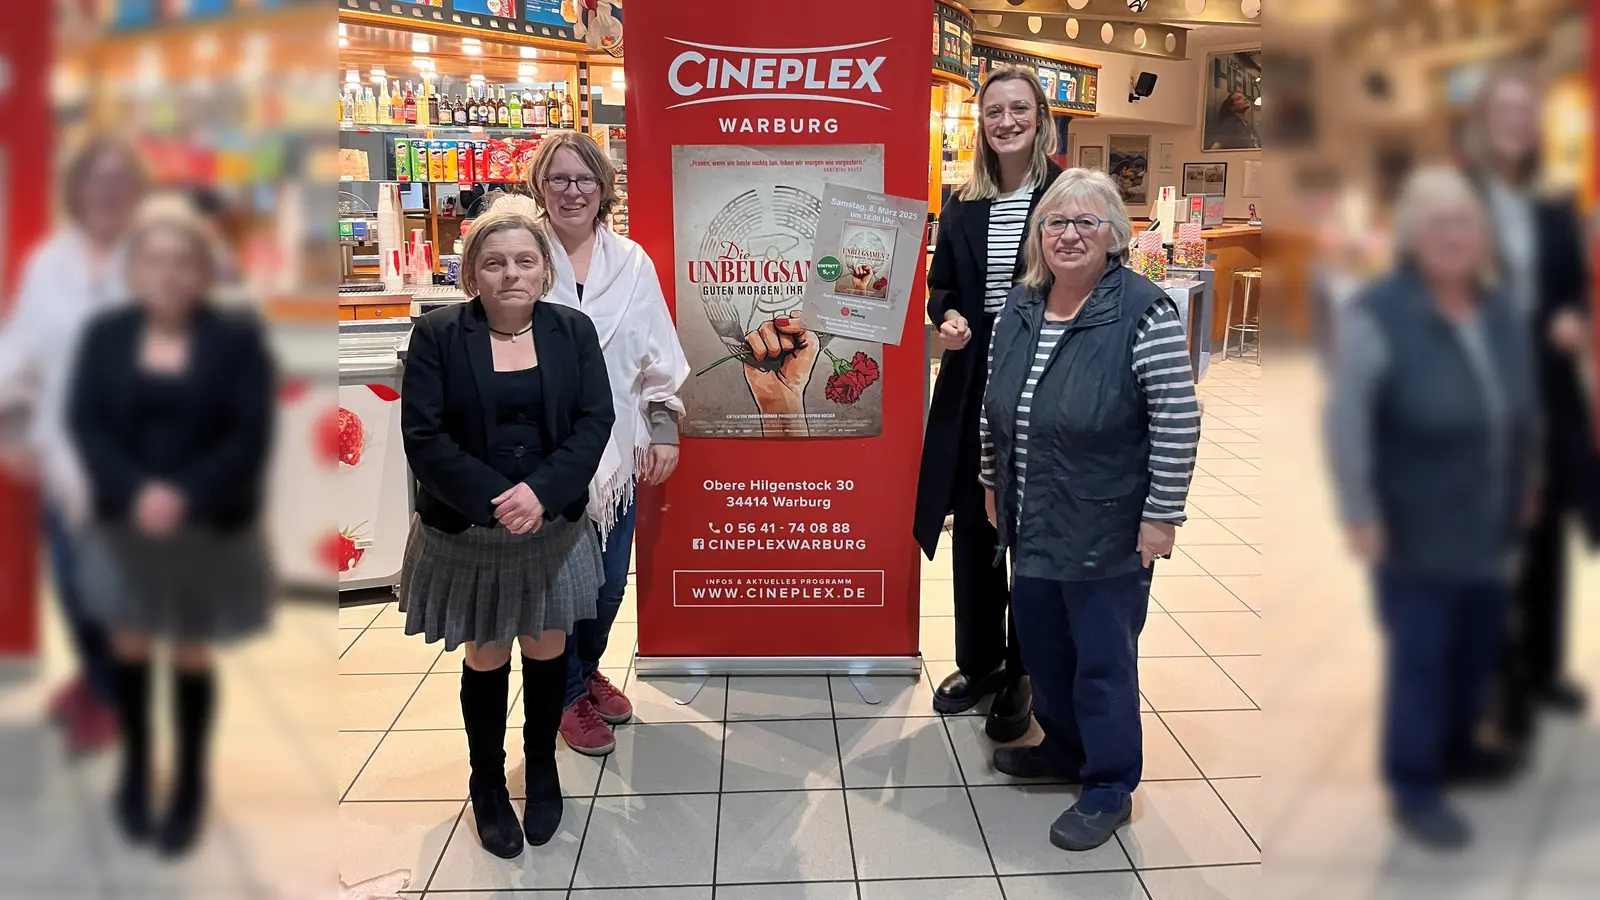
left=461, top=661, right=524, bottom=859
left=522, top=652, right=567, bottom=846
left=158, top=667, right=215, bottom=857
left=111, top=658, right=152, bottom=843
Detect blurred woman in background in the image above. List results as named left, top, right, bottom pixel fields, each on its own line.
left=1463, top=67, right=1600, bottom=745
left=982, top=168, right=1197, bottom=852
left=914, top=64, right=1062, bottom=740
left=0, top=135, right=147, bottom=754
left=69, top=195, right=276, bottom=856
left=526, top=132, right=689, bottom=758
left=1325, top=167, right=1538, bottom=850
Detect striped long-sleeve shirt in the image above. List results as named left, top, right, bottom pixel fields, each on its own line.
left=982, top=185, right=1035, bottom=314
left=978, top=299, right=1199, bottom=524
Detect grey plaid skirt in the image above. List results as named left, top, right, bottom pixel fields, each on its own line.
left=399, top=514, right=601, bottom=651
left=75, top=524, right=275, bottom=644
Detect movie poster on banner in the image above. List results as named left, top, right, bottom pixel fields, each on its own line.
left=800, top=184, right=928, bottom=345
left=673, top=144, right=887, bottom=438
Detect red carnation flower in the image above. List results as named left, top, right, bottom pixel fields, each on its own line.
left=850, top=352, right=881, bottom=386
left=823, top=350, right=883, bottom=406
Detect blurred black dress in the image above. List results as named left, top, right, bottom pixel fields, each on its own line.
left=68, top=305, right=276, bottom=643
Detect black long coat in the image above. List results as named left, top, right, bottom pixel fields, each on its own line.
left=912, top=163, right=1062, bottom=558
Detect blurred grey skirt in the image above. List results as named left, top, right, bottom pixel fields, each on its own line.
left=76, top=524, right=275, bottom=643
left=399, top=514, right=601, bottom=651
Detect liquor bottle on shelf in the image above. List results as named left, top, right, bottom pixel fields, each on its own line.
left=427, top=83, right=439, bottom=128
left=454, top=90, right=469, bottom=126
left=378, top=79, right=391, bottom=125
left=403, top=81, right=417, bottom=125
left=529, top=88, right=548, bottom=128
left=509, top=89, right=522, bottom=128
left=341, top=87, right=355, bottom=126
left=361, top=86, right=377, bottom=125
left=559, top=89, right=575, bottom=130
left=496, top=86, right=510, bottom=127
left=478, top=88, right=491, bottom=126
left=390, top=80, right=403, bottom=124
left=545, top=88, right=559, bottom=130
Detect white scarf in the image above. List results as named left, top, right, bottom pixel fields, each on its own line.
left=544, top=225, right=689, bottom=545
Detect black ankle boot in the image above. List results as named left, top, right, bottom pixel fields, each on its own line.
left=157, top=668, right=215, bottom=857
left=522, top=652, right=568, bottom=846
left=461, top=661, right=524, bottom=859
left=111, top=658, right=152, bottom=844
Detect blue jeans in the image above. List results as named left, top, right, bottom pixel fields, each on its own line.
left=563, top=498, right=636, bottom=709
left=1011, top=569, right=1152, bottom=814
left=1377, top=569, right=1509, bottom=812
left=42, top=506, right=117, bottom=705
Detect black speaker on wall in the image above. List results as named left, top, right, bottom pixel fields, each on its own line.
left=1129, top=72, right=1158, bottom=103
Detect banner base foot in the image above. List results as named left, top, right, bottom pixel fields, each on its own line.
left=673, top=674, right=710, bottom=706
left=634, top=656, right=922, bottom=678
left=848, top=675, right=882, bottom=705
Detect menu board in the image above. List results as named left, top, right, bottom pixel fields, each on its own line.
left=971, top=43, right=1098, bottom=115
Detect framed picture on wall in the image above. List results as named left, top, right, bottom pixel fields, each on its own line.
left=1182, top=162, right=1228, bottom=196
left=1158, top=142, right=1175, bottom=172
left=1203, top=49, right=1262, bottom=151
left=1107, top=135, right=1150, bottom=206
left=1079, top=145, right=1104, bottom=171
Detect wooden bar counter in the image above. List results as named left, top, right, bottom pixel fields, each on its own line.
left=1201, top=224, right=1263, bottom=344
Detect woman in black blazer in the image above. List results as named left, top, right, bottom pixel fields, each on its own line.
left=68, top=195, right=275, bottom=857
left=399, top=195, right=614, bottom=859
left=914, top=64, right=1062, bottom=740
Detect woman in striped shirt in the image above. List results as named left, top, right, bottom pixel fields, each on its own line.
left=981, top=168, right=1199, bottom=852
left=914, top=64, right=1062, bottom=741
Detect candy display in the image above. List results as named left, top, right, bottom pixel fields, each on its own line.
left=384, top=135, right=548, bottom=183
left=1173, top=223, right=1206, bottom=268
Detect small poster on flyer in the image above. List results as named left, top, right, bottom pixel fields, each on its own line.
left=800, top=184, right=928, bottom=345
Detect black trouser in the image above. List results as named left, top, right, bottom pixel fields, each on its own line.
left=949, top=408, right=1022, bottom=680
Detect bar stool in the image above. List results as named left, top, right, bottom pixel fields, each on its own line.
left=1224, top=268, right=1262, bottom=363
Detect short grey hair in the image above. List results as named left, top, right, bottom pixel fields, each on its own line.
left=123, top=193, right=226, bottom=285
left=1390, top=165, right=1488, bottom=264
left=460, top=194, right=556, bottom=299
left=1020, top=168, right=1133, bottom=291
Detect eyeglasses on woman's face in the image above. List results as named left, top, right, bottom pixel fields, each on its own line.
left=544, top=174, right=601, bottom=194
left=1040, top=213, right=1107, bottom=237
left=983, top=101, right=1037, bottom=125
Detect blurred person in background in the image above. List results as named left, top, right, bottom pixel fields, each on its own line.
left=527, top=133, right=689, bottom=758
left=1325, top=166, right=1539, bottom=851
left=981, top=168, right=1198, bottom=852
left=915, top=64, right=1062, bottom=740
left=398, top=196, right=613, bottom=859
left=68, top=195, right=277, bottom=856
left=0, top=135, right=147, bottom=754
left=1462, top=67, right=1600, bottom=742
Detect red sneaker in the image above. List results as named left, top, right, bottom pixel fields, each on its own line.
left=586, top=672, right=633, bottom=725
left=67, top=697, right=120, bottom=756
left=559, top=699, right=616, bottom=757
left=48, top=677, right=89, bottom=726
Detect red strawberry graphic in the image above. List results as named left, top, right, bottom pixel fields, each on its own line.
left=334, top=407, right=364, bottom=467
left=320, top=523, right=368, bottom=573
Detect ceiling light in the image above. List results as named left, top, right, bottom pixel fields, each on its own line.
left=412, top=57, right=434, bottom=71
left=521, top=47, right=539, bottom=59
left=411, top=35, right=430, bottom=53
left=519, top=76, right=534, bottom=84
left=462, top=38, right=482, bottom=55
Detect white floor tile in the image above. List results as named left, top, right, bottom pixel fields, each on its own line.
left=597, top=721, right=725, bottom=796
left=338, top=730, right=385, bottom=797
left=1141, top=613, right=1208, bottom=658
left=1139, top=863, right=1259, bottom=900
left=1002, top=872, right=1149, bottom=900
left=1162, top=711, right=1260, bottom=779
left=428, top=796, right=590, bottom=891
left=1118, top=780, right=1260, bottom=868
left=573, top=793, right=719, bottom=888
left=944, top=714, right=1061, bottom=788
left=836, top=715, right=963, bottom=789
left=831, top=676, right=937, bottom=719
left=719, top=884, right=857, bottom=900
left=722, top=719, right=843, bottom=792
left=1150, top=576, right=1252, bottom=613
left=1168, top=613, right=1260, bottom=657
left=1143, top=713, right=1204, bottom=781
left=627, top=674, right=729, bottom=724
left=728, top=677, right=835, bottom=720
left=568, top=890, right=709, bottom=900
left=339, top=629, right=442, bottom=675
left=1181, top=546, right=1262, bottom=578
left=345, top=729, right=470, bottom=802
left=859, top=879, right=1002, bottom=900
left=846, top=787, right=993, bottom=880
left=1208, top=778, right=1263, bottom=844
left=1139, top=658, right=1256, bottom=712
left=337, top=799, right=462, bottom=888
left=716, top=790, right=856, bottom=884
left=340, top=673, right=426, bottom=731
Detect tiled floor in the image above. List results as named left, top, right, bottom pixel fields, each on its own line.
left=7, top=355, right=1599, bottom=899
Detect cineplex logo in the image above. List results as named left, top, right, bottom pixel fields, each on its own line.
left=665, top=38, right=890, bottom=112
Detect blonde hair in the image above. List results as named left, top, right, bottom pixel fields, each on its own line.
left=959, top=64, right=1057, bottom=202
left=526, top=131, right=622, bottom=225
left=460, top=194, right=556, bottom=299
left=1390, top=165, right=1492, bottom=278
left=123, top=193, right=226, bottom=285
left=59, top=134, right=149, bottom=226
left=1462, top=62, right=1543, bottom=187
left=1020, top=168, right=1133, bottom=291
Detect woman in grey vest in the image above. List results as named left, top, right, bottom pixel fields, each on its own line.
left=981, top=168, right=1199, bottom=852
left=1325, top=166, right=1538, bottom=850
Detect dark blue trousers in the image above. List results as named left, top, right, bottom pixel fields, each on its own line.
left=1377, top=569, right=1510, bottom=812
left=563, top=498, right=637, bottom=708
left=42, top=505, right=117, bottom=705
left=1011, top=569, right=1152, bottom=813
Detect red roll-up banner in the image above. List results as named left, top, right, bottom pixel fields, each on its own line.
left=625, top=0, right=929, bottom=671
left=0, top=5, right=51, bottom=659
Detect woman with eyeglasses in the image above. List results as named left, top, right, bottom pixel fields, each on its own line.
left=981, top=168, right=1198, bottom=852
left=914, top=63, right=1062, bottom=741
left=526, top=133, right=689, bottom=758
